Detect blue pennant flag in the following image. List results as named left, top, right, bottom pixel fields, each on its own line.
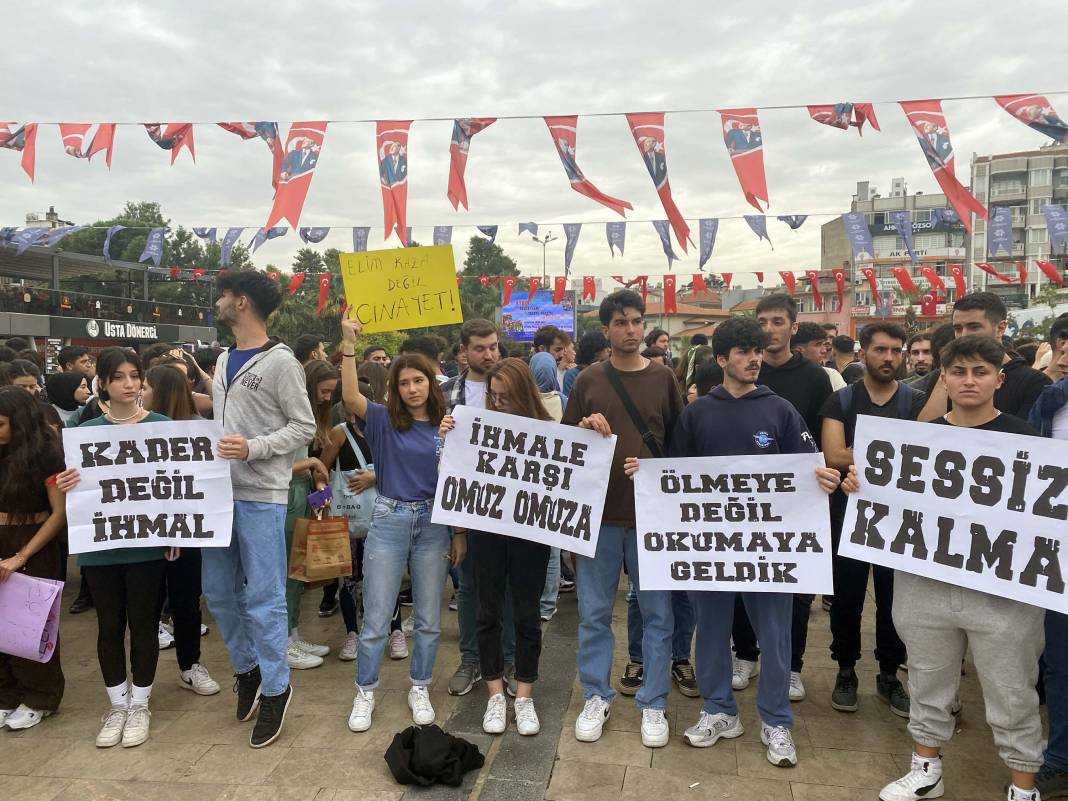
left=744, top=215, right=772, bottom=248
left=776, top=215, right=808, bottom=230
left=192, top=227, right=217, bottom=244
left=986, top=207, right=1014, bottom=258
left=405, top=227, right=413, bottom=247
left=299, top=227, right=330, bottom=244
left=890, top=210, right=919, bottom=265
left=220, top=227, right=244, bottom=266
left=930, top=208, right=960, bottom=228
left=44, top=225, right=83, bottom=248
left=841, top=213, right=875, bottom=261
left=652, top=220, right=678, bottom=269
left=139, top=227, right=166, bottom=267
left=698, top=218, right=718, bottom=270
left=477, top=225, right=498, bottom=244
left=1042, top=204, right=1068, bottom=253
left=606, top=221, right=626, bottom=257
left=103, top=225, right=126, bottom=262
left=0, top=227, right=17, bottom=244
left=352, top=227, right=370, bottom=252
left=12, top=228, right=49, bottom=256
left=433, top=226, right=452, bottom=245
left=251, top=227, right=287, bottom=253
left=518, top=222, right=539, bottom=238
left=563, top=224, right=582, bottom=274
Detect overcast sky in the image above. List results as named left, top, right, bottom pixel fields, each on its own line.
left=4, top=1, right=1066, bottom=286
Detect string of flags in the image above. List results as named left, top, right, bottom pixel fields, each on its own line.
left=3, top=92, right=1067, bottom=251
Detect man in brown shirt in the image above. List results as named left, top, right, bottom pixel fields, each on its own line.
left=562, top=289, right=683, bottom=749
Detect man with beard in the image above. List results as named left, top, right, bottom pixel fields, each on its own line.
left=904, top=332, right=934, bottom=384
left=820, top=322, right=924, bottom=718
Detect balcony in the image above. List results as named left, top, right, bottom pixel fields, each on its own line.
left=990, top=158, right=1029, bottom=175
left=990, top=184, right=1027, bottom=202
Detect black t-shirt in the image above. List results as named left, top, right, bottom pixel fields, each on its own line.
left=930, top=411, right=1038, bottom=436
left=819, top=381, right=927, bottom=448
left=757, top=353, right=833, bottom=448
left=995, top=358, right=1051, bottom=422
left=841, top=361, right=866, bottom=385
left=337, top=421, right=374, bottom=471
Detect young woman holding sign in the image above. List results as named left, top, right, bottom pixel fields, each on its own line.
left=439, top=358, right=553, bottom=736
left=55, top=348, right=173, bottom=749
left=0, top=386, right=68, bottom=731
left=339, top=314, right=464, bottom=733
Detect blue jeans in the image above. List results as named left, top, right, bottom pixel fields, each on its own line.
left=627, top=584, right=695, bottom=663
left=540, top=547, right=561, bottom=617
left=692, top=591, right=793, bottom=728
left=1045, top=611, right=1068, bottom=773
left=575, top=525, right=673, bottom=711
left=356, top=498, right=450, bottom=690
left=458, top=554, right=516, bottom=667
left=201, top=500, right=290, bottom=697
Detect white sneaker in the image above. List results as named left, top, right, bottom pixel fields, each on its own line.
left=789, top=671, right=806, bottom=701
left=760, top=722, right=798, bottom=767
left=483, top=693, right=507, bottom=734
left=389, top=630, right=409, bottom=660
left=408, top=686, right=435, bottom=725
left=0, top=708, right=13, bottom=728
left=158, top=623, right=175, bottom=650
left=339, top=633, right=359, bottom=661
left=402, top=615, right=414, bottom=636
left=200, top=623, right=209, bottom=636
left=122, top=705, right=151, bottom=748
left=575, top=695, right=611, bottom=742
left=684, top=711, right=744, bottom=748
left=641, top=708, right=669, bottom=748
left=4, top=704, right=51, bottom=730
left=292, top=638, right=330, bottom=658
left=731, top=657, right=759, bottom=690
left=179, top=663, right=221, bottom=696
left=348, top=689, right=375, bottom=732
left=514, top=697, right=540, bottom=736
left=96, top=707, right=127, bottom=747
left=286, top=642, right=323, bottom=670
left=878, top=754, right=945, bottom=801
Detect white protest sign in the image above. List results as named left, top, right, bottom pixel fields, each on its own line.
left=62, top=420, right=234, bottom=554
left=841, top=416, right=1068, bottom=612
left=431, top=405, right=615, bottom=557
left=634, top=452, right=832, bottom=593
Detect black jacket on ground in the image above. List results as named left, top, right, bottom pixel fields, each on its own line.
left=384, top=724, right=485, bottom=787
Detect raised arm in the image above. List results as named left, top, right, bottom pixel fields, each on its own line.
left=340, top=315, right=368, bottom=421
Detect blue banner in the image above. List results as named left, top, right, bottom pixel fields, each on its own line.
left=220, top=227, right=244, bottom=266
left=139, top=227, right=165, bottom=267
left=518, top=222, right=539, bottom=237
left=698, top=218, right=718, bottom=270
left=890, top=210, right=919, bottom=265
left=192, top=227, right=217, bottom=244
left=1043, top=204, right=1068, bottom=253
left=776, top=215, right=807, bottom=230
left=352, top=227, right=370, bottom=252
left=606, top=221, right=626, bottom=257
left=103, top=225, right=126, bottom=261
left=251, top=226, right=287, bottom=253
left=986, top=206, right=1014, bottom=258
left=744, top=215, right=772, bottom=247
left=652, top=220, right=678, bottom=269
left=842, top=212, right=875, bottom=261
left=563, top=223, right=582, bottom=273
left=299, top=227, right=330, bottom=244
left=433, top=226, right=453, bottom=245
left=44, top=225, right=83, bottom=248
left=477, top=225, right=498, bottom=244
left=12, top=227, right=49, bottom=256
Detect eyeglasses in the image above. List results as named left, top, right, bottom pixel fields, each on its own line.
left=489, top=392, right=511, bottom=406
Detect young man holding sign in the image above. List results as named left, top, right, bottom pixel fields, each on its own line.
left=626, top=318, right=845, bottom=767
left=879, top=335, right=1043, bottom=801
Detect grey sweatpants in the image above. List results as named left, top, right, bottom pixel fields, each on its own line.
left=892, top=571, right=1044, bottom=773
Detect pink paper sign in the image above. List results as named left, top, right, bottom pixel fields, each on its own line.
left=0, top=573, right=63, bottom=662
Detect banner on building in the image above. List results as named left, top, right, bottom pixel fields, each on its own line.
left=431, top=405, right=615, bottom=558
left=840, top=416, right=1068, bottom=613
left=634, top=452, right=832, bottom=592
left=62, top=421, right=234, bottom=555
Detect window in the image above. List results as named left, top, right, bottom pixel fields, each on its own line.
left=975, top=164, right=988, bottom=177
left=991, top=179, right=1025, bottom=196
left=1030, top=169, right=1052, bottom=187
left=1029, top=228, right=1048, bottom=244
left=914, top=210, right=931, bottom=222
left=1032, top=197, right=1051, bottom=215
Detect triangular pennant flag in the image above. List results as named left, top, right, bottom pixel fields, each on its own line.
left=218, top=122, right=284, bottom=189
left=376, top=120, right=411, bottom=244
left=527, top=276, right=542, bottom=303
left=663, top=274, right=677, bottom=314
left=718, top=108, right=768, bottom=211
left=842, top=212, right=876, bottom=262
left=651, top=220, right=678, bottom=269
left=807, top=103, right=880, bottom=135
left=12, top=228, right=49, bottom=256
left=563, top=223, right=582, bottom=274
left=986, top=206, right=1014, bottom=258
left=0, top=123, right=38, bottom=181
left=919, top=265, right=946, bottom=293
left=447, top=118, right=496, bottom=210
left=433, top=226, right=453, bottom=246
left=220, top=227, right=244, bottom=266
left=299, top=227, right=330, bottom=244
left=553, top=276, right=568, bottom=304
left=606, top=221, right=626, bottom=257
left=626, top=112, right=692, bottom=251
left=754, top=272, right=765, bottom=283
left=518, top=222, right=538, bottom=237
left=720, top=272, right=733, bottom=288
left=582, top=276, right=596, bottom=302
left=352, top=227, right=370, bottom=252
left=975, top=261, right=1015, bottom=284
left=634, top=275, right=649, bottom=305
left=502, top=275, right=517, bottom=306
left=251, top=226, right=287, bottom=253
left=891, top=266, right=920, bottom=296
left=266, top=122, right=327, bottom=229
left=948, top=263, right=967, bottom=296
left=831, top=267, right=847, bottom=312
left=59, top=123, right=116, bottom=167
left=861, top=266, right=881, bottom=306
left=544, top=115, right=632, bottom=216
left=744, top=215, right=773, bottom=248
left=692, top=274, right=708, bottom=295
left=779, top=271, right=797, bottom=295
left=192, top=227, right=217, bottom=244
left=889, top=210, right=919, bottom=265
left=103, top=225, right=125, bottom=261
left=43, top=225, right=83, bottom=248
left=1014, top=261, right=1028, bottom=286
left=1043, top=203, right=1068, bottom=254
left=1035, top=260, right=1065, bottom=286
left=805, top=270, right=823, bottom=309
left=899, top=100, right=987, bottom=234
left=144, top=123, right=194, bottom=164
left=698, top=219, right=718, bottom=270
left=994, top=95, right=1068, bottom=144
left=776, top=215, right=807, bottom=230
left=287, top=273, right=305, bottom=295
left=477, top=225, right=498, bottom=244
left=139, top=227, right=166, bottom=267
left=317, top=274, right=332, bottom=316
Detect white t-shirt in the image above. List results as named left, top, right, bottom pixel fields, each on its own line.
left=464, top=378, right=487, bottom=409
left=824, top=366, right=847, bottom=391
left=1053, top=403, right=1068, bottom=440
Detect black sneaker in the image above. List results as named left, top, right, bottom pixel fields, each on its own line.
left=398, top=588, right=413, bottom=607
left=671, top=660, right=700, bottom=697
left=876, top=672, right=910, bottom=718
left=251, top=685, right=292, bottom=748
left=559, top=578, right=576, bottom=593
left=318, top=599, right=339, bottom=618
left=619, top=662, right=643, bottom=696
left=831, top=668, right=858, bottom=712
left=69, top=595, right=93, bottom=615
left=233, top=666, right=262, bottom=722
left=1036, top=765, right=1068, bottom=798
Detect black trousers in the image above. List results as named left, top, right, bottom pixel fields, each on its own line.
left=83, top=560, right=166, bottom=688
left=732, top=594, right=812, bottom=672
left=158, top=549, right=203, bottom=672
left=467, top=531, right=549, bottom=684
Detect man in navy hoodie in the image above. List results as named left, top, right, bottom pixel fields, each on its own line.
left=626, top=317, right=844, bottom=768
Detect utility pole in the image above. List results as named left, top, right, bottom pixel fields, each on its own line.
left=531, top=231, right=558, bottom=283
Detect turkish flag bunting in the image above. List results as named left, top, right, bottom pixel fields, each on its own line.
left=663, top=275, right=677, bottom=314
left=1014, top=261, right=1028, bottom=285
left=891, top=266, right=920, bottom=296
left=168, top=266, right=180, bottom=279
left=502, top=275, right=517, bottom=306
left=192, top=268, right=206, bottom=285
left=447, top=118, right=496, bottom=210
left=718, top=108, right=769, bottom=211
left=755, top=272, right=764, bottom=283
left=805, top=271, right=823, bottom=309
left=317, top=274, right=332, bottom=316
left=457, top=274, right=463, bottom=286
left=831, top=267, right=847, bottom=312
left=921, top=293, right=939, bottom=316
left=919, top=266, right=945, bottom=293
left=976, top=262, right=1014, bottom=284
left=634, top=276, right=649, bottom=304
left=544, top=116, right=632, bottom=216
left=266, top=121, right=328, bottom=229
left=1036, top=259, right=1066, bottom=286
left=553, top=276, right=568, bottom=304
left=861, top=267, right=881, bottom=305
left=59, top=123, right=116, bottom=167
left=0, top=123, right=39, bottom=181
left=779, top=271, right=796, bottom=295
left=376, top=120, right=410, bottom=244
left=720, top=272, right=733, bottom=288
left=582, top=275, right=597, bottom=302
left=625, top=113, right=692, bottom=252
left=479, top=275, right=490, bottom=287
left=287, top=272, right=305, bottom=295
left=692, top=274, right=708, bottom=295
left=948, top=263, right=967, bottom=296
left=527, top=277, right=542, bottom=304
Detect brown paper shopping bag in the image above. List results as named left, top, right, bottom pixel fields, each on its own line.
left=304, top=516, right=353, bottom=582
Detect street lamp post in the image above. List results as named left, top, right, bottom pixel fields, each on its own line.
left=531, top=232, right=558, bottom=284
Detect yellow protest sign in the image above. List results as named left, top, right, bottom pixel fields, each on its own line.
left=339, top=244, right=463, bottom=333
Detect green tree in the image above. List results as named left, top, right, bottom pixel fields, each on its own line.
left=459, top=236, right=519, bottom=324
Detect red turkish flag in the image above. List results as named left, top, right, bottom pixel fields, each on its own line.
left=976, top=262, right=1014, bottom=284
left=1013, top=261, right=1028, bottom=285
left=447, top=118, right=496, bottom=210
left=192, top=268, right=206, bottom=285
left=526, top=277, right=542, bottom=304
left=891, top=266, right=920, bottom=296
left=919, top=266, right=945, bottom=293
left=805, top=271, right=823, bottom=309
left=265, top=121, right=328, bottom=229
left=692, top=274, right=708, bottom=295
left=720, top=272, right=733, bottom=288
left=1036, top=259, right=1066, bottom=286
left=0, top=122, right=39, bottom=181
left=948, top=263, right=967, bottom=296
left=287, top=272, right=305, bottom=296
left=266, top=271, right=279, bottom=283
left=582, top=276, right=596, bottom=302
left=831, top=267, right=847, bottom=312
left=144, top=123, right=195, bottom=164
left=626, top=112, right=692, bottom=252
left=168, top=266, right=181, bottom=279
left=544, top=116, right=632, bottom=216
left=59, top=123, right=116, bottom=167
left=479, top=275, right=490, bottom=287
left=635, top=276, right=649, bottom=304
left=553, top=276, right=568, bottom=304
left=502, top=275, right=517, bottom=306
left=718, top=108, right=769, bottom=211
left=317, top=274, right=332, bottom=316
left=663, top=275, right=677, bottom=314
left=861, top=267, right=881, bottom=306
left=779, top=271, right=796, bottom=295
left=755, top=272, right=764, bottom=283
left=921, top=293, right=939, bottom=316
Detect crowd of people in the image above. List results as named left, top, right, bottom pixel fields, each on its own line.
left=1, top=274, right=1068, bottom=801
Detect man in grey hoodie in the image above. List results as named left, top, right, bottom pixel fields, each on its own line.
left=204, top=270, right=315, bottom=749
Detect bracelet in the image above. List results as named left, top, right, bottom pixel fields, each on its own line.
left=342, top=353, right=356, bottom=359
